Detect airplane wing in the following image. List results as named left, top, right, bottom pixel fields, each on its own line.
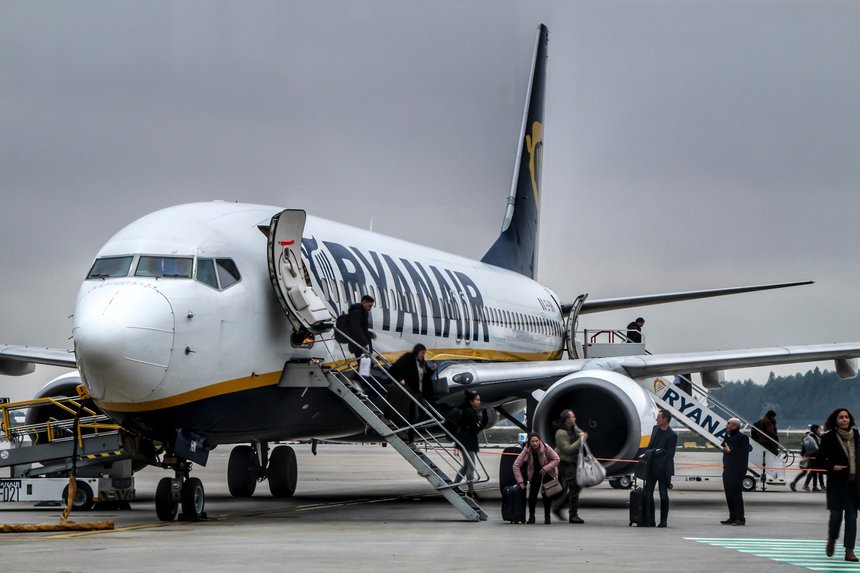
left=436, top=341, right=860, bottom=404
left=0, top=345, right=77, bottom=375
left=564, top=280, right=813, bottom=314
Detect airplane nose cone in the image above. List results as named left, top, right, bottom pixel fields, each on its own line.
left=74, top=283, right=175, bottom=403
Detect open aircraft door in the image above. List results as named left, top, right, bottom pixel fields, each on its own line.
left=564, top=293, right=588, bottom=359
left=267, top=209, right=333, bottom=334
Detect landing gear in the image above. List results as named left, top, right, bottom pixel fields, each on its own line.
left=742, top=475, right=757, bottom=492
left=268, top=445, right=298, bottom=497
left=181, top=477, right=205, bottom=518
left=228, top=445, right=258, bottom=497
left=154, top=459, right=207, bottom=522
left=227, top=442, right=298, bottom=499
left=609, top=475, right=633, bottom=489
left=155, top=476, right=178, bottom=521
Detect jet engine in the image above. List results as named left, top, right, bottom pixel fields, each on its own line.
left=531, top=370, right=658, bottom=475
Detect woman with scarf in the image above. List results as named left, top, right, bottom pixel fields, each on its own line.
left=513, top=432, right=560, bottom=524
left=820, top=408, right=860, bottom=562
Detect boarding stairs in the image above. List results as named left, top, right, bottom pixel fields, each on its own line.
left=581, top=329, right=793, bottom=487
left=282, top=335, right=489, bottom=521
left=0, top=396, right=130, bottom=479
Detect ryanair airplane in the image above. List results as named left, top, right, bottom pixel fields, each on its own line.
left=2, top=25, right=859, bottom=521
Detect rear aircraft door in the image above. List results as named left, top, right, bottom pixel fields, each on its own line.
left=565, top=293, right=588, bottom=359
left=267, top=209, right=333, bottom=333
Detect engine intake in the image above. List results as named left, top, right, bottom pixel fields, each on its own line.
left=532, top=370, right=655, bottom=474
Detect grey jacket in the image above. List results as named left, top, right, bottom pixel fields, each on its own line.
left=555, top=422, right=583, bottom=465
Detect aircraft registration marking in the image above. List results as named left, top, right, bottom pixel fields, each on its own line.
left=687, top=538, right=860, bottom=571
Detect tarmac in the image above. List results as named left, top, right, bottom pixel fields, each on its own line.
left=0, top=445, right=852, bottom=572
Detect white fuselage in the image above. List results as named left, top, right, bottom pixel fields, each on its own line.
left=72, top=202, right=564, bottom=442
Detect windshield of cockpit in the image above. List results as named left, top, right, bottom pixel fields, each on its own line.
left=86, top=255, right=241, bottom=290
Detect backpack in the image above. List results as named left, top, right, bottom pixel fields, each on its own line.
left=334, top=314, right=350, bottom=343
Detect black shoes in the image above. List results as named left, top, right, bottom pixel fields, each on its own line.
left=720, top=518, right=735, bottom=525
left=826, top=538, right=836, bottom=557
left=526, top=515, right=535, bottom=524
left=569, top=515, right=584, bottom=524
left=657, top=522, right=667, bottom=528
left=732, top=520, right=745, bottom=526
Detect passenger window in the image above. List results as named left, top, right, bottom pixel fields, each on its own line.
left=135, top=256, right=193, bottom=278
left=87, top=256, right=133, bottom=279
left=216, top=259, right=241, bottom=289
left=196, top=259, right=218, bottom=289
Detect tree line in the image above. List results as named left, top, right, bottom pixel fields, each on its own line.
left=710, top=367, right=860, bottom=429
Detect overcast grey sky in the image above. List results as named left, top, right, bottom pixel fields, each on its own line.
left=2, top=1, right=859, bottom=402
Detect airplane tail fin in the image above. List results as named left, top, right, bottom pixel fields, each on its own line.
left=480, top=24, right=548, bottom=280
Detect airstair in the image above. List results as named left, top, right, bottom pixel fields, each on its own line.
left=580, top=328, right=793, bottom=488
left=282, top=336, right=489, bottom=521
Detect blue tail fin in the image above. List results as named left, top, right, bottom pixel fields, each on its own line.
left=481, top=24, right=548, bottom=279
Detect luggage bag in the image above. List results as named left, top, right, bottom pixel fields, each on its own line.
left=629, top=486, right=653, bottom=527
left=501, top=484, right=527, bottom=524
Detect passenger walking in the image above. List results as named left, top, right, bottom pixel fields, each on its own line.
left=791, top=425, right=825, bottom=492
left=721, top=417, right=750, bottom=526
left=347, top=295, right=376, bottom=358
left=387, top=344, right=437, bottom=439
left=550, top=409, right=587, bottom=523
left=819, top=408, right=860, bottom=562
left=751, top=410, right=780, bottom=455
left=642, top=409, right=677, bottom=527
left=513, top=432, right=560, bottom=524
left=626, top=317, right=645, bottom=343
left=453, top=390, right=488, bottom=499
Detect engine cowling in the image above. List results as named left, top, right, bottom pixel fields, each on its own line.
left=531, top=370, right=657, bottom=475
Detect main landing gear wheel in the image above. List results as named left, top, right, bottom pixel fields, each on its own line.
left=228, top=445, right=258, bottom=497
left=609, top=475, right=633, bottom=490
left=155, top=477, right=178, bottom=521
left=62, top=480, right=95, bottom=511
left=742, top=476, right=757, bottom=492
left=180, top=477, right=206, bottom=520
left=268, top=445, right=298, bottom=497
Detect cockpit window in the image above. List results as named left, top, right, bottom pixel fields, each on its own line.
left=216, top=258, right=241, bottom=289
left=196, top=258, right=219, bottom=289
left=135, top=256, right=193, bottom=278
left=87, top=256, right=133, bottom=279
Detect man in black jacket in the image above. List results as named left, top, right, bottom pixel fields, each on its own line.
left=347, top=295, right=375, bottom=357
left=721, top=417, right=751, bottom=526
left=642, top=409, right=678, bottom=527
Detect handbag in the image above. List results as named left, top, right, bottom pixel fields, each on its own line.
left=541, top=476, right=563, bottom=498
left=576, top=441, right=606, bottom=487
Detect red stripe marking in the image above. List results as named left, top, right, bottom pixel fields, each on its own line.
left=279, top=240, right=295, bottom=246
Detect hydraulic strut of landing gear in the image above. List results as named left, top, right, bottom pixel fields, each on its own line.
left=227, top=441, right=298, bottom=498
left=155, top=458, right=207, bottom=522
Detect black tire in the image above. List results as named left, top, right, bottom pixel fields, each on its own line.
left=228, top=445, right=257, bottom=497
left=61, top=480, right=94, bottom=511
left=742, top=476, right=757, bottom=492
left=268, top=445, right=298, bottom=497
left=181, top=477, right=205, bottom=518
left=155, top=477, right=178, bottom=521
left=617, top=475, right=633, bottom=489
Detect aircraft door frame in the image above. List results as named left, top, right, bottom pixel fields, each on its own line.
left=267, top=209, right=333, bottom=334
left=565, top=293, right=588, bottom=359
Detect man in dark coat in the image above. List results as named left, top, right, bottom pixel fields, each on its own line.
left=721, top=417, right=751, bottom=526
left=626, top=318, right=645, bottom=343
left=347, top=295, right=375, bottom=357
left=387, top=344, right=437, bottom=437
left=751, top=410, right=780, bottom=455
left=642, top=409, right=678, bottom=527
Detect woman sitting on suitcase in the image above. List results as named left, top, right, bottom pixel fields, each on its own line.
left=513, top=432, right=561, bottom=524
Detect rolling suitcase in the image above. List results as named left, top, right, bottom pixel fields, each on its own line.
left=629, top=487, right=653, bottom=527
left=498, top=445, right=523, bottom=493
left=501, top=484, right=527, bottom=524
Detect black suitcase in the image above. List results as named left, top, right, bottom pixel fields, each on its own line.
left=629, top=487, right=653, bottom=527
left=501, top=484, right=527, bottom=524
left=498, top=445, right=523, bottom=493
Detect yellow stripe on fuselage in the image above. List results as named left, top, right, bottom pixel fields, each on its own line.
left=639, top=435, right=651, bottom=448
left=95, top=347, right=563, bottom=413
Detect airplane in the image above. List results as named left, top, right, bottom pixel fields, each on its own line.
left=2, top=24, right=859, bottom=521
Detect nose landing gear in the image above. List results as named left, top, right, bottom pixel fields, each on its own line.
left=155, top=459, right=207, bottom=522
